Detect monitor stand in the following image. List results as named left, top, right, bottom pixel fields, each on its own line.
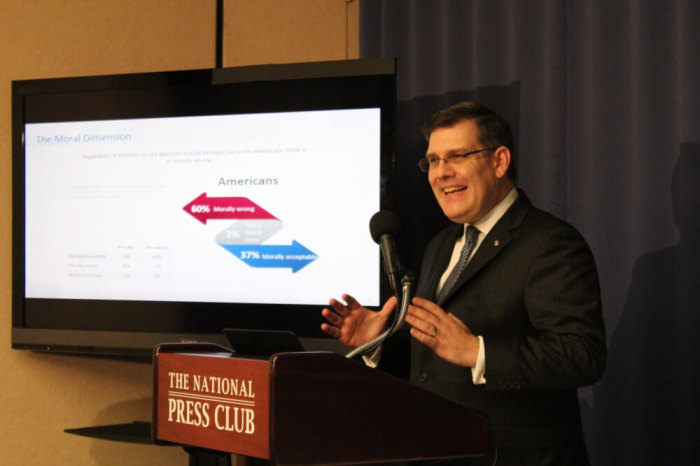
left=65, top=421, right=235, bottom=466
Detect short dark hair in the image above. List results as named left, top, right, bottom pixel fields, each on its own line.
left=421, top=101, right=517, bottom=181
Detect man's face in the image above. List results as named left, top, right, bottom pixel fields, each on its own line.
left=425, top=119, right=511, bottom=224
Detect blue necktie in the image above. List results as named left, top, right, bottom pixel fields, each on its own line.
left=437, top=225, right=479, bottom=303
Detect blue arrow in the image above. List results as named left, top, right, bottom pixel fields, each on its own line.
left=220, top=240, right=318, bottom=273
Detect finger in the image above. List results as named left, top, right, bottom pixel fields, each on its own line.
left=411, top=296, right=449, bottom=318
left=378, top=295, right=398, bottom=316
left=320, top=322, right=340, bottom=338
left=407, top=302, right=438, bottom=325
left=405, top=312, right=436, bottom=338
left=322, top=308, right=343, bottom=326
left=328, top=299, right=350, bottom=316
left=409, top=326, right=436, bottom=347
left=341, top=293, right=360, bottom=309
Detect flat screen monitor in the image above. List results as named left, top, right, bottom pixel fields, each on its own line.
left=12, top=58, right=396, bottom=358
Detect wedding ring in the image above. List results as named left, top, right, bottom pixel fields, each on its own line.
left=431, top=326, right=438, bottom=337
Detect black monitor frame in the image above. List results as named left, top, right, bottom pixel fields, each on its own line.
left=12, top=58, right=396, bottom=359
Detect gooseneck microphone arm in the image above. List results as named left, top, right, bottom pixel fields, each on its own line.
left=345, top=210, right=414, bottom=358
left=345, top=273, right=413, bottom=359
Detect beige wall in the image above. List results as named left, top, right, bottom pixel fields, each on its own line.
left=0, top=1, right=359, bottom=464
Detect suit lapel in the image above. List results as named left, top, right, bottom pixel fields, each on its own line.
left=437, top=192, right=532, bottom=304
left=422, top=223, right=463, bottom=300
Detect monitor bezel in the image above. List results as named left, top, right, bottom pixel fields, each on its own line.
left=11, top=58, right=396, bottom=359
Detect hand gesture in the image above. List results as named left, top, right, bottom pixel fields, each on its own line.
left=321, top=294, right=397, bottom=348
left=406, top=296, right=480, bottom=367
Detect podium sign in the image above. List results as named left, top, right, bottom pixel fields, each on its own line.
left=153, top=344, right=271, bottom=458
left=153, top=343, right=490, bottom=465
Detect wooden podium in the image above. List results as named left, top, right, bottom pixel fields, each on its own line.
left=153, top=343, right=489, bottom=465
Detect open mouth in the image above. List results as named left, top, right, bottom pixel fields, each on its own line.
left=443, top=186, right=467, bottom=195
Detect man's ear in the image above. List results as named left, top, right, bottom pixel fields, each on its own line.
left=493, top=146, right=511, bottom=179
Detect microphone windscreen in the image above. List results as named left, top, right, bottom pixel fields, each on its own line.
left=369, top=210, right=401, bottom=243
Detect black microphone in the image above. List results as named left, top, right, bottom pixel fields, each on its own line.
left=344, top=210, right=412, bottom=358
left=369, top=210, right=403, bottom=296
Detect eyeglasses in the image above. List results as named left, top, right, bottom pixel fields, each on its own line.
left=417, top=147, right=498, bottom=173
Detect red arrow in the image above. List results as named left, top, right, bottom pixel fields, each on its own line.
left=183, top=193, right=278, bottom=224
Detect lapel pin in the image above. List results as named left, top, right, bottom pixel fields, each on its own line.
left=494, top=240, right=500, bottom=247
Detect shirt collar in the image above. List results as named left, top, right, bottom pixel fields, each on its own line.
left=468, top=187, right=519, bottom=237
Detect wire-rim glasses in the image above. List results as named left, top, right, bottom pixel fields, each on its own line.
left=417, top=147, right=498, bottom=173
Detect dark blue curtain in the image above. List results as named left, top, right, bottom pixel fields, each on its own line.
left=360, top=1, right=699, bottom=464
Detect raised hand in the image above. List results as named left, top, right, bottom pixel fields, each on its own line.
left=321, top=294, right=397, bottom=348
left=406, top=296, right=480, bottom=368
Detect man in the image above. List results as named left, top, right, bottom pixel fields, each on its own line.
left=322, top=101, right=606, bottom=465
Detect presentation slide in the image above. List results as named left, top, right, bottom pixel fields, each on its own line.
left=24, top=108, right=381, bottom=306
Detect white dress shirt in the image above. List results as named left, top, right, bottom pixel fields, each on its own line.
left=437, top=187, right=519, bottom=384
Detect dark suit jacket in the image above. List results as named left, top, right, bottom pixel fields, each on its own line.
left=402, top=192, right=606, bottom=465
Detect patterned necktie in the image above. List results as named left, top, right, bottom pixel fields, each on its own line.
left=436, top=225, right=480, bottom=303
